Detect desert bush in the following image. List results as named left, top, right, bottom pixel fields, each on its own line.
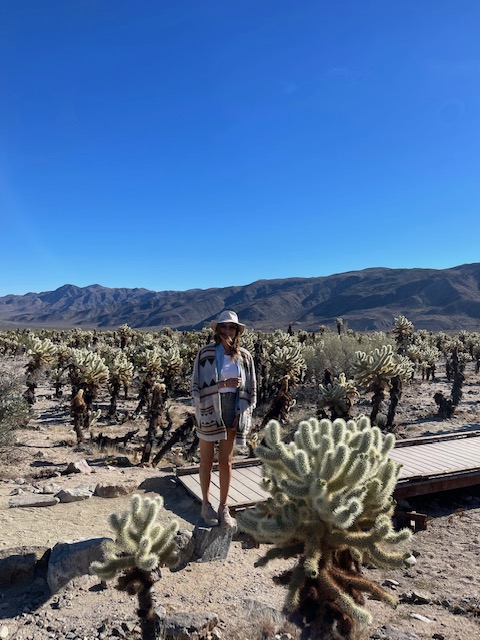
left=302, top=332, right=394, bottom=383
left=0, top=364, right=29, bottom=448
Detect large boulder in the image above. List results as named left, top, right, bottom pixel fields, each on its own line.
left=0, top=546, right=50, bottom=587
left=46, top=537, right=110, bottom=594
left=191, top=518, right=238, bottom=562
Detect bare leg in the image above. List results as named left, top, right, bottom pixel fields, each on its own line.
left=199, top=439, right=215, bottom=505
left=218, top=429, right=236, bottom=506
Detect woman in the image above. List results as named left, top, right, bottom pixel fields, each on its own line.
left=191, top=310, right=257, bottom=528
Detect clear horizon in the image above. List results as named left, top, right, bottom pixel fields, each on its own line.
left=2, top=1, right=479, bottom=297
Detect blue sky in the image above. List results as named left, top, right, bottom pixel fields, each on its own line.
left=1, top=1, right=479, bottom=297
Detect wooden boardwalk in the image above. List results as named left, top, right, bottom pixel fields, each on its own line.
left=177, top=431, right=480, bottom=511
left=391, top=430, right=480, bottom=498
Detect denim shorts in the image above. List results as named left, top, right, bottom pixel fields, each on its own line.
left=220, top=392, right=237, bottom=429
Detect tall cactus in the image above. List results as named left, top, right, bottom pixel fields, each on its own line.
left=105, top=349, right=134, bottom=419
left=261, top=331, right=306, bottom=423
left=23, top=335, right=57, bottom=405
left=237, top=417, right=412, bottom=639
left=90, top=494, right=178, bottom=640
left=392, top=315, right=414, bottom=354
left=67, top=348, right=109, bottom=440
left=352, top=345, right=413, bottom=426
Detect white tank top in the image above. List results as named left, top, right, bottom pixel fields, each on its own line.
left=219, top=356, right=239, bottom=393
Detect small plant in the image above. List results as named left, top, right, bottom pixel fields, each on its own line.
left=0, top=367, right=29, bottom=448
left=317, top=372, right=359, bottom=420
left=237, top=416, right=412, bottom=640
left=90, top=493, right=179, bottom=640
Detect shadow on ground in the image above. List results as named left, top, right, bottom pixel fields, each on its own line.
left=139, top=474, right=200, bottom=526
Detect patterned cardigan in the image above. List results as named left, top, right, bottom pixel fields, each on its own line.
left=191, top=343, right=257, bottom=446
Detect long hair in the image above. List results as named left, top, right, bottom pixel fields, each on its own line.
left=214, top=327, right=241, bottom=360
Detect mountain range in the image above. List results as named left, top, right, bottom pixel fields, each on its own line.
left=1, top=263, right=480, bottom=332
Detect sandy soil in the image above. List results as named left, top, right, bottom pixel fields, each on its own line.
left=0, top=357, right=479, bottom=639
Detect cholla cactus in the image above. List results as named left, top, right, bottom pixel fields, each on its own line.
left=105, top=349, right=134, bottom=418
left=392, top=315, right=414, bottom=354
left=23, top=335, right=58, bottom=405
left=270, top=343, right=306, bottom=385
left=69, top=348, right=109, bottom=388
left=0, top=331, right=20, bottom=356
left=48, top=366, right=68, bottom=398
left=68, top=349, right=109, bottom=438
left=24, top=335, right=57, bottom=368
left=317, top=372, right=359, bottom=419
left=91, top=494, right=178, bottom=640
left=238, top=328, right=256, bottom=355
left=237, top=417, right=412, bottom=639
left=264, top=332, right=306, bottom=382
left=352, top=345, right=414, bottom=426
left=157, top=344, right=182, bottom=394
left=418, top=345, right=441, bottom=381
left=117, top=323, right=135, bottom=349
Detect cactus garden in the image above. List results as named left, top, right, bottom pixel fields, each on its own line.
left=1, top=321, right=480, bottom=639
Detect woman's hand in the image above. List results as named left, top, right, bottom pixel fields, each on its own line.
left=219, top=377, right=241, bottom=389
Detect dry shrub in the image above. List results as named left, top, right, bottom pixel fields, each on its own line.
left=227, top=603, right=301, bottom=640
left=0, top=363, right=29, bottom=450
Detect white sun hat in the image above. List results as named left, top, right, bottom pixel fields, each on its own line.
left=210, top=310, right=246, bottom=334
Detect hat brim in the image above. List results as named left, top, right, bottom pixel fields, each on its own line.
left=210, top=321, right=246, bottom=334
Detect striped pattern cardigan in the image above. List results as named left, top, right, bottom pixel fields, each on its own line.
left=191, top=343, right=257, bottom=446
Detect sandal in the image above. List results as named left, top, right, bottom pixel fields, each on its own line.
left=218, top=504, right=234, bottom=529
left=201, top=502, right=218, bottom=526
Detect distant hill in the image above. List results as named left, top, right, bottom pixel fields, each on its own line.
left=1, top=263, right=480, bottom=332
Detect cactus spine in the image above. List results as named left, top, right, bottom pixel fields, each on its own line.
left=237, top=417, right=412, bottom=639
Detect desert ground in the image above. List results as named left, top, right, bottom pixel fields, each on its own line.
left=0, top=355, right=479, bottom=639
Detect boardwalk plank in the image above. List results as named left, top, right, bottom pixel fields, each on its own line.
left=177, top=434, right=480, bottom=508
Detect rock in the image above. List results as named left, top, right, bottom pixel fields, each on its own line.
left=94, top=481, right=137, bottom=498
left=383, top=578, right=400, bottom=588
left=55, top=484, right=95, bottom=503
left=108, top=455, right=134, bottom=467
left=46, top=537, right=110, bottom=594
left=243, top=598, right=286, bottom=625
left=155, top=608, right=219, bottom=640
left=173, top=529, right=196, bottom=568
left=409, top=612, right=434, bottom=623
left=0, top=546, right=50, bottom=587
left=404, top=554, right=417, bottom=567
left=0, top=625, right=9, bottom=639
left=400, top=591, right=431, bottom=605
left=410, top=590, right=431, bottom=605
left=61, top=460, right=92, bottom=475
left=8, top=494, right=60, bottom=508
left=42, top=482, right=63, bottom=494
left=372, top=624, right=421, bottom=639
left=191, top=519, right=238, bottom=562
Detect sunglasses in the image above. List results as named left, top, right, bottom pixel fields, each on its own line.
left=218, top=324, right=238, bottom=330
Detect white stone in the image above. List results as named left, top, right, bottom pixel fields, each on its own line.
left=404, top=554, right=417, bottom=567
